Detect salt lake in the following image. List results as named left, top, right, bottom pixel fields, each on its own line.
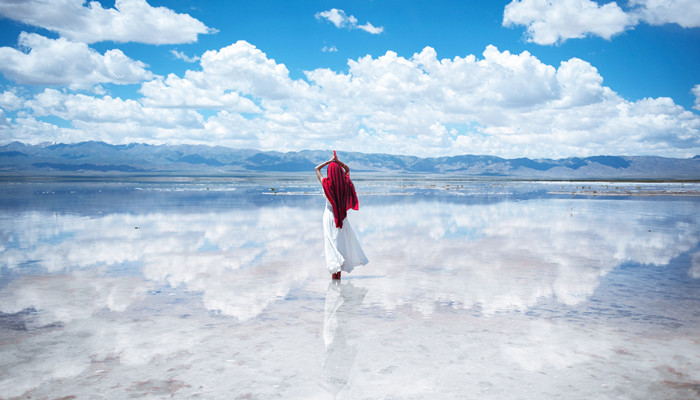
left=1, top=177, right=699, bottom=399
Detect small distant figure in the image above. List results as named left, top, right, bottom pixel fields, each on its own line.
left=315, top=151, right=368, bottom=280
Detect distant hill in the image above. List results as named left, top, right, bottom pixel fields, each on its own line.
left=0, top=141, right=698, bottom=179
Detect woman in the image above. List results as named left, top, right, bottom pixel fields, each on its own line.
left=315, top=151, right=369, bottom=279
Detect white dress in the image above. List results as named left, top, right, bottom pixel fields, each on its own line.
left=323, top=202, right=369, bottom=274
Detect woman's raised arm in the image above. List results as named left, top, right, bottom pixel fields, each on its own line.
left=315, top=159, right=332, bottom=183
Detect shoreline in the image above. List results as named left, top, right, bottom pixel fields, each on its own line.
left=0, top=172, right=699, bottom=184
left=547, top=190, right=700, bottom=197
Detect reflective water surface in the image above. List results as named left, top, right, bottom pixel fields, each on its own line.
left=1, top=178, right=699, bottom=399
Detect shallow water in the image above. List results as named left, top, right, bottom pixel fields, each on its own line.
left=1, top=178, right=699, bottom=399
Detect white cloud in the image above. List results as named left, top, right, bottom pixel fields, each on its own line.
left=26, top=89, right=202, bottom=127
left=0, top=0, right=215, bottom=44
left=503, top=0, right=700, bottom=45
left=692, top=84, right=700, bottom=111
left=0, top=109, right=9, bottom=127
left=555, top=58, right=606, bottom=107
left=357, top=21, right=384, bottom=34
left=2, top=115, right=79, bottom=143
left=170, top=50, right=200, bottom=63
left=12, top=89, right=205, bottom=144
left=315, top=8, right=384, bottom=34
left=322, top=45, right=339, bottom=53
left=630, top=0, right=700, bottom=28
left=503, top=0, right=634, bottom=45
left=0, top=90, right=24, bottom=111
left=196, top=41, right=313, bottom=101
left=4, top=42, right=699, bottom=157
left=316, top=8, right=357, bottom=28
left=0, top=33, right=154, bottom=89
left=140, top=74, right=260, bottom=112
left=304, top=45, right=699, bottom=157
left=140, top=41, right=312, bottom=119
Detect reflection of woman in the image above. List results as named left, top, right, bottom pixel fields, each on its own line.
left=322, top=280, right=368, bottom=396
left=315, top=151, right=368, bottom=280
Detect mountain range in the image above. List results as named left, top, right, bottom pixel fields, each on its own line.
left=1, top=141, right=698, bottom=179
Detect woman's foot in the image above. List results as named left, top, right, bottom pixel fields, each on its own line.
left=331, top=271, right=341, bottom=280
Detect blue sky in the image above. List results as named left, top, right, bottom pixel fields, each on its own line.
left=0, top=0, right=699, bottom=158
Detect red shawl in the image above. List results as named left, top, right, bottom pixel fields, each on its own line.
left=322, top=161, right=359, bottom=229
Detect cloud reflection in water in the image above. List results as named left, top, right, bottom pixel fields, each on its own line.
left=355, top=198, right=699, bottom=317
left=1, top=195, right=698, bottom=321
left=0, top=184, right=698, bottom=398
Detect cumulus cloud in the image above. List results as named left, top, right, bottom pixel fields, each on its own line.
left=503, top=0, right=634, bottom=45
left=0, top=32, right=154, bottom=89
left=304, top=45, right=699, bottom=157
left=0, top=90, right=24, bottom=111
left=692, top=84, right=700, bottom=111
left=357, top=21, right=384, bottom=34
left=0, top=109, right=9, bottom=127
left=504, top=0, right=700, bottom=45
left=140, top=40, right=309, bottom=114
left=191, top=41, right=313, bottom=101
left=4, top=42, right=700, bottom=157
left=26, top=89, right=202, bottom=127
left=0, top=0, right=215, bottom=44
left=630, top=0, right=700, bottom=28
left=316, top=8, right=357, bottom=28
left=170, top=50, right=200, bottom=63
left=140, top=74, right=260, bottom=112
left=4, top=88, right=205, bottom=144
left=3, top=115, right=80, bottom=143
left=315, top=8, right=384, bottom=34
